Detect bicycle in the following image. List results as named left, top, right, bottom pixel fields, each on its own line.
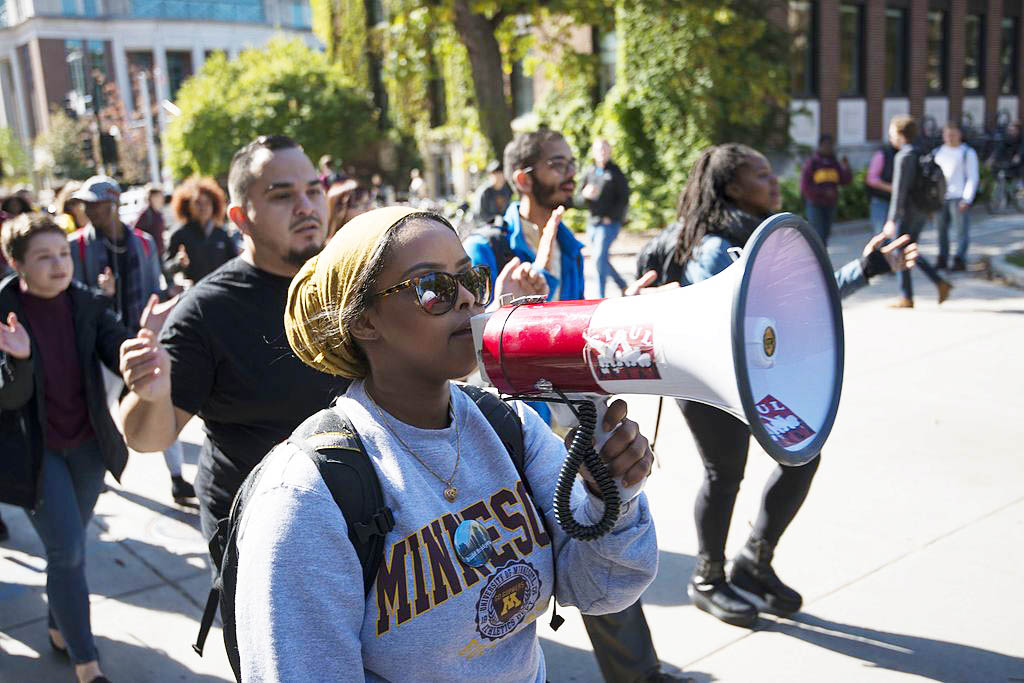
left=986, top=166, right=1024, bottom=213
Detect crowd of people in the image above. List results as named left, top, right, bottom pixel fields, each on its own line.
left=0, top=109, right=980, bottom=683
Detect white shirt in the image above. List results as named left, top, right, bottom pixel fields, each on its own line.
left=934, top=144, right=980, bottom=204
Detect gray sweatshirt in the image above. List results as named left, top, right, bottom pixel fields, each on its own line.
left=235, top=381, right=657, bottom=682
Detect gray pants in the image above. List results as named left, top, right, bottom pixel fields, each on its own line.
left=583, top=599, right=658, bottom=682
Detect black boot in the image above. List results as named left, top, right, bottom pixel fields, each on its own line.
left=730, top=536, right=802, bottom=615
left=687, top=554, right=757, bottom=627
left=171, top=475, right=196, bottom=503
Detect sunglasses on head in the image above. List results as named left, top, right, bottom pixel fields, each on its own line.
left=374, top=265, right=492, bottom=315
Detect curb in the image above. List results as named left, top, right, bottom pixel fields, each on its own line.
left=989, top=243, right=1024, bottom=288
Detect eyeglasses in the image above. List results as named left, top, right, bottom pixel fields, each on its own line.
left=374, top=265, right=492, bottom=315
left=523, top=156, right=578, bottom=177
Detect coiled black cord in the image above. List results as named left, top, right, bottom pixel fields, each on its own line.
left=553, top=401, right=621, bottom=540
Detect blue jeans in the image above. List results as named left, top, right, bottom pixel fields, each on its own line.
left=804, top=201, right=836, bottom=245
left=936, top=198, right=970, bottom=263
left=869, top=196, right=890, bottom=234
left=25, top=440, right=107, bottom=664
left=588, top=219, right=627, bottom=297
left=896, top=216, right=943, bottom=301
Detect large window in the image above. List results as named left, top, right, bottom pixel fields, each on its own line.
left=964, top=14, right=985, bottom=93
left=66, top=39, right=109, bottom=114
left=926, top=10, right=947, bottom=94
left=1002, top=17, right=1019, bottom=95
left=166, top=51, right=193, bottom=101
left=131, top=0, right=265, bottom=22
left=885, top=8, right=908, bottom=96
left=790, top=1, right=817, bottom=96
left=839, top=3, right=863, bottom=96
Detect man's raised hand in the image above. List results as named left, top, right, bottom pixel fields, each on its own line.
left=489, top=257, right=549, bottom=311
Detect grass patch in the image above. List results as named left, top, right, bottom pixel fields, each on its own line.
left=1007, top=251, right=1024, bottom=268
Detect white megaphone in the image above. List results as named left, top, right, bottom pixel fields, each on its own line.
left=470, top=213, right=844, bottom=539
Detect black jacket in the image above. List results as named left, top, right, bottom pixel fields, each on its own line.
left=165, top=221, right=238, bottom=284
left=578, top=161, right=630, bottom=223
left=0, top=276, right=132, bottom=508
left=634, top=221, right=685, bottom=285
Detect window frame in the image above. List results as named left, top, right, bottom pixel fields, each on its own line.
left=926, top=9, right=948, bottom=95
left=884, top=7, right=910, bottom=97
left=789, top=0, right=818, bottom=98
left=838, top=2, right=865, bottom=98
left=963, top=13, right=986, bottom=95
left=1001, top=16, right=1019, bottom=96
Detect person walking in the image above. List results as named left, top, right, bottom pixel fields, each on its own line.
left=472, top=160, right=513, bottom=225
left=632, top=143, right=918, bottom=628
left=68, top=175, right=196, bottom=504
left=883, top=115, right=953, bottom=308
left=133, top=185, right=167, bottom=261
left=229, top=206, right=657, bottom=681
left=800, top=134, right=852, bottom=245
left=165, top=177, right=238, bottom=286
left=865, top=141, right=897, bottom=234
left=578, top=138, right=630, bottom=297
left=932, top=122, right=979, bottom=271
left=0, top=213, right=159, bottom=683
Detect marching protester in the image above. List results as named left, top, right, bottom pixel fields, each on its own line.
left=68, top=176, right=195, bottom=504
left=882, top=115, right=953, bottom=308
left=165, top=177, right=238, bottom=286
left=932, top=122, right=979, bottom=272
left=133, top=185, right=168, bottom=262
left=578, top=138, right=630, bottom=297
left=800, top=134, right=852, bottom=245
left=224, top=205, right=657, bottom=681
left=118, top=135, right=350, bottom=549
left=865, top=138, right=896, bottom=234
left=0, top=213, right=167, bottom=683
left=472, top=159, right=513, bottom=225
left=632, top=143, right=918, bottom=628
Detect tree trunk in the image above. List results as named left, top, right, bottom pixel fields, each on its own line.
left=451, top=0, right=514, bottom=159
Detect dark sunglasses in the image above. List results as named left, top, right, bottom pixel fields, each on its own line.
left=374, top=265, right=492, bottom=315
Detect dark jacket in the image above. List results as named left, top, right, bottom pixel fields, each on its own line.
left=0, top=276, right=132, bottom=509
left=578, top=161, right=630, bottom=223
left=887, top=145, right=925, bottom=229
left=165, top=221, right=238, bottom=284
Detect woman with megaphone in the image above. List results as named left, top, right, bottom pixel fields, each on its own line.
left=632, top=144, right=917, bottom=627
left=228, top=207, right=657, bottom=681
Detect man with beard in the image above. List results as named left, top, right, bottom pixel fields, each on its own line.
left=117, top=135, right=349, bottom=546
left=466, top=130, right=684, bottom=683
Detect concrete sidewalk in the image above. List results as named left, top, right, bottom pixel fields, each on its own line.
left=2, top=213, right=1023, bottom=682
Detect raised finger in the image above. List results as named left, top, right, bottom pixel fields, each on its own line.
left=603, top=399, right=628, bottom=431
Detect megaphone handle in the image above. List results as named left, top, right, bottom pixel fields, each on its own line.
left=588, top=396, right=646, bottom=505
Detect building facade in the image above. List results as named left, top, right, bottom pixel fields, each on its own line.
left=0, top=0, right=315, bottom=153
left=789, top=0, right=1024, bottom=152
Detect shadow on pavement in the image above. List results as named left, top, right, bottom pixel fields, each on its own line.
left=766, top=612, right=1024, bottom=682
left=107, top=486, right=201, bottom=526
left=641, top=550, right=695, bottom=607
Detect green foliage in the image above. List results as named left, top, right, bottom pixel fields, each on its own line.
left=35, top=110, right=94, bottom=180
left=163, top=39, right=382, bottom=181
left=0, top=127, right=31, bottom=183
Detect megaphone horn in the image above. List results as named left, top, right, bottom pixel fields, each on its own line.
left=471, top=213, right=845, bottom=537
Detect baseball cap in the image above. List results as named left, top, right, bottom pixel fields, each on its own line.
left=72, top=175, right=122, bottom=203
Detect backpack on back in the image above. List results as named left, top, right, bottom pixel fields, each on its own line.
left=463, top=219, right=516, bottom=276
left=193, top=384, right=552, bottom=681
left=909, top=150, right=947, bottom=214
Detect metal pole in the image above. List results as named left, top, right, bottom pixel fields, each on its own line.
left=137, top=71, right=160, bottom=185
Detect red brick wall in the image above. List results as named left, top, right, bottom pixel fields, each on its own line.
left=38, top=38, right=71, bottom=114
left=909, top=0, right=929, bottom=121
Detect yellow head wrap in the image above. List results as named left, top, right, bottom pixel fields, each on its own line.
left=285, top=205, right=424, bottom=379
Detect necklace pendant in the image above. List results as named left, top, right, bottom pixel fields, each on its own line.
left=444, top=486, right=457, bottom=502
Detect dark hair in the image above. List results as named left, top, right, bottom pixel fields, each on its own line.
left=889, top=115, right=918, bottom=142
left=503, top=129, right=564, bottom=188
left=228, top=135, right=301, bottom=206
left=171, top=176, right=227, bottom=224
left=2, top=213, right=66, bottom=263
left=673, top=143, right=760, bottom=265
left=1, top=195, right=31, bottom=217
left=819, top=134, right=834, bottom=145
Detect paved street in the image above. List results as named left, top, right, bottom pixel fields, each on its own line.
left=2, top=213, right=1023, bottom=682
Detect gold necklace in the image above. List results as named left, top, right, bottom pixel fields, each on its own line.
left=367, top=390, right=462, bottom=502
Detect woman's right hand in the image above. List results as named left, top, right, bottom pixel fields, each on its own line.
left=119, top=328, right=171, bottom=402
left=98, top=267, right=115, bottom=297
left=0, top=312, right=31, bottom=359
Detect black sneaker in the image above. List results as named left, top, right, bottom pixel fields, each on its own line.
left=688, top=555, right=758, bottom=627
left=936, top=257, right=948, bottom=270
left=171, top=476, right=196, bottom=503
left=951, top=257, right=966, bottom=272
left=0, top=514, right=8, bottom=542
left=730, top=537, right=802, bottom=615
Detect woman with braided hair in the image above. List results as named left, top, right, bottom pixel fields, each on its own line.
left=230, top=206, right=658, bottom=681
left=633, top=144, right=918, bottom=627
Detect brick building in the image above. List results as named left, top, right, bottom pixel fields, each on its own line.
left=788, top=0, right=1024, bottom=153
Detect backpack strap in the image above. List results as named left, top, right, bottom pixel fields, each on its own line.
left=456, top=384, right=564, bottom=630
left=287, top=407, right=395, bottom=596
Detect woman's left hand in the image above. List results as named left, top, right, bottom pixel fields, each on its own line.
left=581, top=399, right=654, bottom=491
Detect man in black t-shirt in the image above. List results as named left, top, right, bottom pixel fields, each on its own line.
left=118, top=136, right=348, bottom=542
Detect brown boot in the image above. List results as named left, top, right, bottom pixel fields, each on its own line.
left=937, top=280, right=953, bottom=304
left=889, top=297, right=914, bottom=308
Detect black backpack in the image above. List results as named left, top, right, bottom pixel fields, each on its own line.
left=192, top=384, right=558, bottom=681
left=909, top=149, right=947, bottom=214
left=464, top=219, right=516, bottom=275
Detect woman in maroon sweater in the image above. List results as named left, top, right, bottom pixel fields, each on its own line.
left=0, top=214, right=152, bottom=683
